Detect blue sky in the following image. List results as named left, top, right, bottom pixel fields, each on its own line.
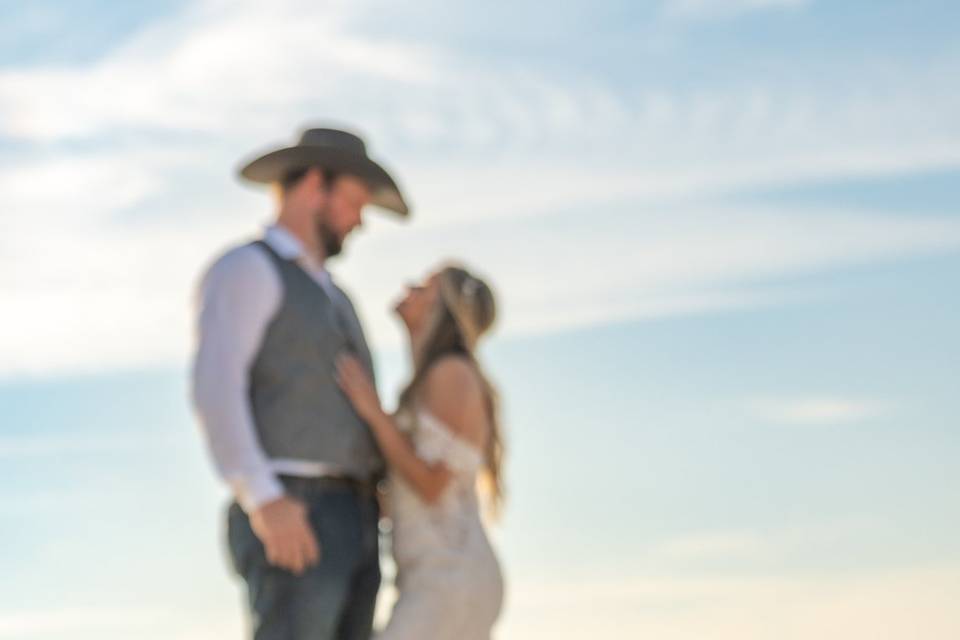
left=1, top=0, right=959, bottom=638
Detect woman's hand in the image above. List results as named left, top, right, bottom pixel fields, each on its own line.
left=336, top=353, right=384, bottom=423
left=339, top=353, right=455, bottom=504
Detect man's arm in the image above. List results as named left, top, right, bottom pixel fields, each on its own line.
left=190, top=244, right=318, bottom=574
left=191, top=245, right=285, bottom=511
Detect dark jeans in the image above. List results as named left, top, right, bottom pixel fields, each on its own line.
left=227, top=478, right=381, bottom=640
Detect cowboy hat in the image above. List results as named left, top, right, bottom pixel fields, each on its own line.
left=238, top=127, right=410, bottom=216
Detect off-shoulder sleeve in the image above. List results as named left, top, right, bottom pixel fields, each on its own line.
left=414, top=411, right=485, bottom=475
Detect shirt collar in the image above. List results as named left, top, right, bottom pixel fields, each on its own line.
left=263, top=224, right=306, bottom=261
left=263, top=224, right=334, bottom=287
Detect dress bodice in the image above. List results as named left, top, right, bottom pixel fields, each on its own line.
left=388, top=409, right=487, bottom=565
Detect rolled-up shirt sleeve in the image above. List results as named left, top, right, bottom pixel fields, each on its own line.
left=191, top=244, right=284, bottom=513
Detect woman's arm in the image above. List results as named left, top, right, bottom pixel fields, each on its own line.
left=336, top=354, right=454, bottom=503
left=364, top=409, right=453, bottom=504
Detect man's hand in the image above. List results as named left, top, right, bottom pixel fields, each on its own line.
left=249, top=496, right=320, bottom=575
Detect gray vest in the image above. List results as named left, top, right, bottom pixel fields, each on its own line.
left=248, top=241, right=384, bottom=480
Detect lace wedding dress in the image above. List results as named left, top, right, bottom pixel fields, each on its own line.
left=378, top=409, right=504, bottom=639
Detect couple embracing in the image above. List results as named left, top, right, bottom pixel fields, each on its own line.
left=191, top=126, right=505, bottom=639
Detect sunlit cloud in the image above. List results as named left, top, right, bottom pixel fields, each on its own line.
left=663, top=0, right=811, bottom=21
left=503, top=566, right=960, bottom=640
left=744, top=395, right=892, bottom=425
left=8, top=566, right=955, bottom=640
left=0, top=0, right=438, bottom=141
left=1, top=0, right=959, bottom=378
left=645, top=517, right=879, bottom=562
left=651, top=530, right=769, bottom=559
left=0, top=607, right=168, bottom=637
left=4, top=198, right=960, bottom=377
left=0, top=432, right=179, bottom=458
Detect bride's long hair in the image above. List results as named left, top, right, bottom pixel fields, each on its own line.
left=397, top=264, right=505, bottom=517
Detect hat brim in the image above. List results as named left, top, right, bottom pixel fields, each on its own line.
left=238, top=146, right=410, bottom=217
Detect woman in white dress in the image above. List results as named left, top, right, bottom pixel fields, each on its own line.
left=336, top=263, right=505, bottom=640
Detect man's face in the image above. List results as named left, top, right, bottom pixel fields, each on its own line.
left=313, top=173, right=373, bottom=258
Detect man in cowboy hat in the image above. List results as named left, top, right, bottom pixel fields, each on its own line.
left=191, top=127, right=409, bottom=639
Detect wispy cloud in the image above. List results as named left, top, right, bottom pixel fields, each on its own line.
left=4, top=195, right=960, bottom=377
left=744, top=395, right=892, bottom=425
left=339, top=205, right=960, bottom=346
left=650, top=530, right=769, bottom=559
left=1, top=0, right=959, bottom=377
left=644, top=517, right=879, bottom=563
left=0, top=432, right=179, bottom=458
left=0, top=606, right=247, bottom=640
left=0, top=607, right=167, bottom=637
left=504, top=566, right=960, bottom=640
left=663, top=0, right=811, bottom=21
left=7, top=565, right=954, bottom=640
left=0, top=0, right=438, bottom=141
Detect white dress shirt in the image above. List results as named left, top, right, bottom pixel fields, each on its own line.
left=191, top=224, right=346, bottom=513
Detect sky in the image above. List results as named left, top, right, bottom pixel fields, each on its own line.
left=1, top=0, right=959, bottom=638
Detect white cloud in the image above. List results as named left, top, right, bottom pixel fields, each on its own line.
left=745, top=395, right=892, bottom=425
left=6, top=566, right=956, bottom=640
left=651, top=530, right=770, bottom=559
left=0, top=607, right=167, bottom=637
left=503, top=566, right=960, bottom=640
left=3, top=196, right=960, bottom=377
left=0, top=156, right=161, bottom=220
left=335, top=204, right=960, bottom=349
left=644, top=517, right=879, bottom=563
left=1, top=0, right=959, bottom=377
left=0, top=606, right=246, bottom=640
left=0, top=0, right=439, bottom=141
left=0, top=432, right=179, bottom=458
left=664, top=0, right=810, bottom=20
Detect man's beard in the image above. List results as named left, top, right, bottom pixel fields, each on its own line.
left=315, top=207, right=343, bottom=258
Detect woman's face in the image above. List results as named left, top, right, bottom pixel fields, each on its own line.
left=395, top=272, right=441, bottom=333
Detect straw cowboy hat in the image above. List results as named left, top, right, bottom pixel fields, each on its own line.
left=238, top=127, right=410, bottom=216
